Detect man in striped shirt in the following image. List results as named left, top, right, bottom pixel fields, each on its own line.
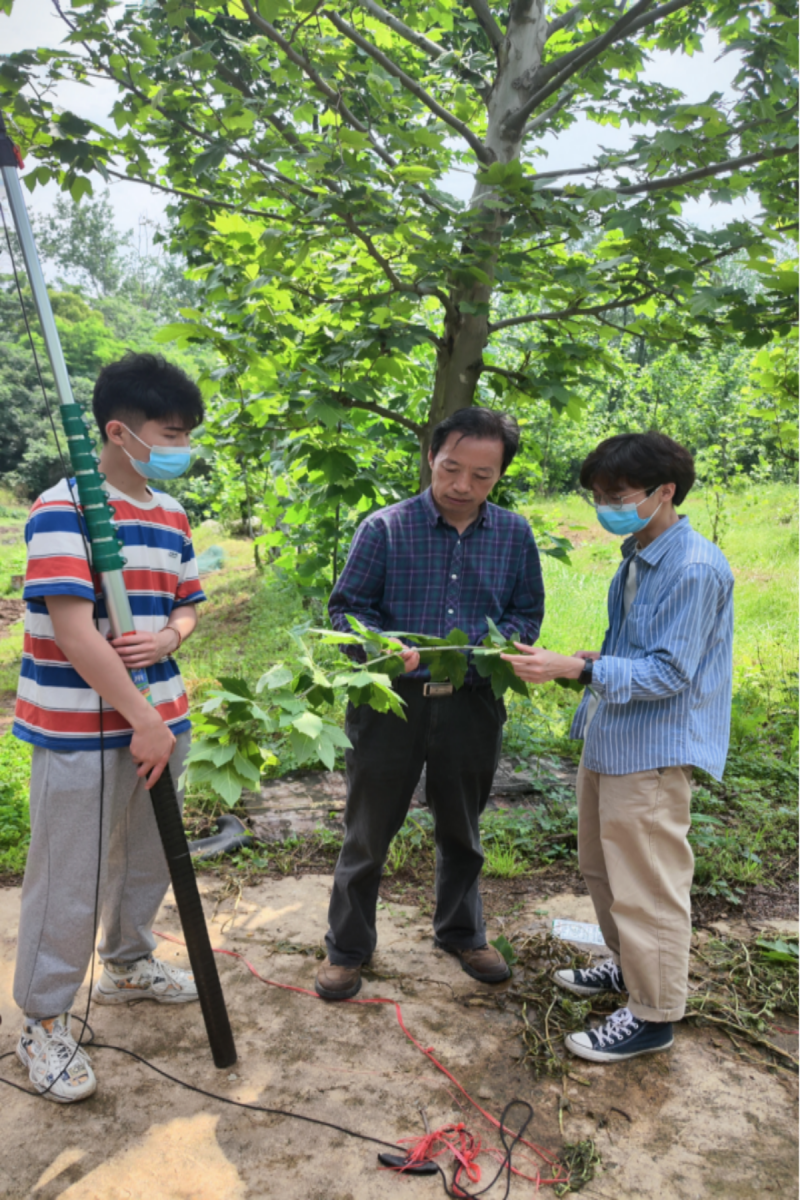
left=12, top=353, right=206, bottom=1102
left=315, top=408, right=545, bottom=1001
left=503, top=432, right=734, bottom=1064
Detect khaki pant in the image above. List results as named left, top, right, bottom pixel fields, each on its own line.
left=577, top=757, right=694, bottom=1023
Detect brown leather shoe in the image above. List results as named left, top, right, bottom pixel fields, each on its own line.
left=314, top=958, right=362, bottom=1001
left=436, top=942, right=511, bottom=983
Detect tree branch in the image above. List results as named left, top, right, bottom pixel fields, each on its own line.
left=614, top=145, right=798, bottom=195
left=488, top=240, right=764, bottom=333
left=352, top=0, right=444, bottom=58
left=104, top=168, right=292, bottom=221
left=532, top=156, right=640, bottom=181
left=352, top=0, right=491, bottom=94
left=241, top=0, right=398, bottom=171
left=479, top=362, right=539, bottom=390
left=325, top=11, right=492, bottom=164
left=507, top=0, right=697, bottom=136
left=465, top=0, right=505, bottom=52
left=343, top=214, right=458, bottom=319
left=489, top=288, right=662, bottom=331
left=522, top=87, right=578, bottom=136
left=335, top=392, right=424, bottom=435
left=546, top=2, right=585, bottom=41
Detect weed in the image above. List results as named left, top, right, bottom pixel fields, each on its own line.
left=0, top=734, right=32, bottom=875
left=484, top=840, right=527, bottom=878
left=554, top=1141, right=601, bottom=1197
left=385, top=812, right=433, bottom=875
left=498, top=930, right=798, bottom=1083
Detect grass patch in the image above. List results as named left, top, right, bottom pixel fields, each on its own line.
left=0, top=733, right=32, bottom=876
left=0, top=484, right=28, bottom=599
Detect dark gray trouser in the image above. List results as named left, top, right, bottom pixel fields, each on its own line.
left=325, top=684, right=505, bottom=967
left=14, top=733, right=190, bottom=1019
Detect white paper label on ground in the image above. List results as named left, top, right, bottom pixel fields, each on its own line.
left=551, top=919, right=606, bottom=946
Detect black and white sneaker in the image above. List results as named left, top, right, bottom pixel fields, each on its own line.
left=565, top=1006, right=674, bottom=1063
left=554, top=957, right=625, bottom=998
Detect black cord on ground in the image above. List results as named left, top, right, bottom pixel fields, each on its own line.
left=0, top=1026, right=534, bottom=1200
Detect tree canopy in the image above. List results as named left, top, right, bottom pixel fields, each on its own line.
left=0, top=0, right=796, bottom=578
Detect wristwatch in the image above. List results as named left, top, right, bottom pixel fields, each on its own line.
left=577, top=659, right=594, bottom=687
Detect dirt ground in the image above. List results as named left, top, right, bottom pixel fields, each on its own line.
left=1, top=875, right=797, bottom=1200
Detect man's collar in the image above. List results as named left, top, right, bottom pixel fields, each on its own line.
left=622, top=515, right=690, bottom=566
left=421, top=487, right=491, bottom=529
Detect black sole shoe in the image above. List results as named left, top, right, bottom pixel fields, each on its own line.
left=314, top=965, right=363, bottom=1001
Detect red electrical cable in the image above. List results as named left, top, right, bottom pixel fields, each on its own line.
left=154, top=929, right=567, bottom=1190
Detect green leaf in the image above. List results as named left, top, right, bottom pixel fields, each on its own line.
left=555, top=677, right=585, bottom=693
left=484, top=616, right=507, bottom=648
left=193, top=143, right=229, bottom=175
left=188, top=761, right=250, bottom=807
left=218, top=677, right=255, bottom=700
left=756, top=938, right=798, bottom=963
left=69, top=176, right=93, bottom=203
left=428, top=648, right=468, bottom=690
left=257, top=664, right=294, bottom=692
left=292, top=710, right=324, bottom=739
left=232, top=750, right=262, bottom=785
left=206, top=743, right=238, bottom=767
left=445, top=628, right=470, bottom=647
left=490, top=933, right=518, bottom=966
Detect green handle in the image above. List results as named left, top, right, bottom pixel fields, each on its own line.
left=60, top=403, right=127, bottom=573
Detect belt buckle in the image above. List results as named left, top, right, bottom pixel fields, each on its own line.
left=423, top=682, right=454, bottom=697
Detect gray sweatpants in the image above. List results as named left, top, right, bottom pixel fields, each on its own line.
left=14, top=732, right=191, bottom=1019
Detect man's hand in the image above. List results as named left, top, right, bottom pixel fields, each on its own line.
left=573, top=650, right=601, bottom=663
left=388, top=639, right=420, bottom=673
left=500, top=643, right=585, bottom=684
left=111, top=628, right=179, bottom=669
left=130, top=711, right=177, bottom=788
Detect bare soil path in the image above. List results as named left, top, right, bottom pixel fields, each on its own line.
left=1, top=877, right=797, bottom=1200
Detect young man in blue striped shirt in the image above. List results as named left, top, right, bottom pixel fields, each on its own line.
left=315, top=408, right=545, bottom=1000
left=503, top=432, right=734, bottom=1063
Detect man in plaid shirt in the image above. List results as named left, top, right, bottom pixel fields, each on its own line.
left=315, top=408, right=545, bottom=1000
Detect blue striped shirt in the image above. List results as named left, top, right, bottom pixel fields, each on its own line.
left=329, top=488, right=544, bottom=683
left=570, top=517, right=734, bottom=779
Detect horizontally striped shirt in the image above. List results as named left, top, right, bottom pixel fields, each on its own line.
left=329, top=488, right=544, bottom=684
left=13, top=478, right=205, bottom=752
left=570, top=517, right=734, bottom=779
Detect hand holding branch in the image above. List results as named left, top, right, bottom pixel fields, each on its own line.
left=387, top=638, right=421, bottom=673
left=500, top=642, right=589, bottom=684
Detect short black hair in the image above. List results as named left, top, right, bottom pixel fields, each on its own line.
left=429, top=407, right=520, bottom=475
left=93, top=352, right=204, bottom=442
left=579, top=431, right=696, bottom=506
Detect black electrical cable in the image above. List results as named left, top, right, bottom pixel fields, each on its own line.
left=0, top=1022, right=535, bottom=1200
left=0, top=188, right=542, bottom=1199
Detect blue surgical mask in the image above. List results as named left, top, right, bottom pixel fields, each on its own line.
left=122, top=425, right=192, bottom=481
left=596, top=498, right=662, bottom=536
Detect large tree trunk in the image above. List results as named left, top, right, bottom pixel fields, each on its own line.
left=419, top=0, right=547, bottom=490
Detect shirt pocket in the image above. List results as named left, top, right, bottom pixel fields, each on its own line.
left=625, top=601, right=655, bottom=649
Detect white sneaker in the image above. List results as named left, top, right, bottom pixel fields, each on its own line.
left=17, top=1014, right=96, bottom=1103
left=92, top=954, right=198, bottom=1005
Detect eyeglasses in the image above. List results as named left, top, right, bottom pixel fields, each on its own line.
left=580, top=486, right=658, bottom=513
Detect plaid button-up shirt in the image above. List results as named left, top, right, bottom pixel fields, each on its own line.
left=329, top=488, right=544, bottom=683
